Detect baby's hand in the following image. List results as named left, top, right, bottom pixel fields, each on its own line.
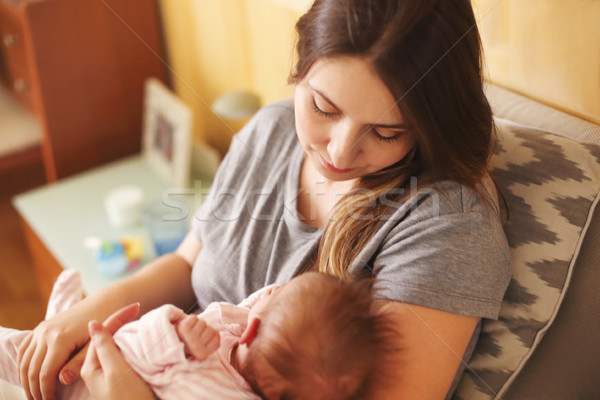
left=175, top=315, right=220, bottom=361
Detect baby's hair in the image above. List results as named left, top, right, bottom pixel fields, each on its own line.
left=241, top=272, right=400, bottom=400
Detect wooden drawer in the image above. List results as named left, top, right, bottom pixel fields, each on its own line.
left=6, top=60, right=33, bottom=111
left=0, top=11, right=34, bottom=112
left=0, top=14, right=27, bottom=69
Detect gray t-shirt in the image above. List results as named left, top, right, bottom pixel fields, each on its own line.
left=191, top=100, right=511, bottom=318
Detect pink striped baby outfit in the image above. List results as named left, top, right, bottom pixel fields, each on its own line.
left=0, top=270, right=261, bottom=399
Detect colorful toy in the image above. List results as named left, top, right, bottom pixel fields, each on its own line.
left=121, top=236, right=144, bottom=270
left=86, top=236, right=144, bottom=277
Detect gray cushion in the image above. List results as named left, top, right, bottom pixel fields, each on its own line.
left=503, top=195, right=600, bottom=399
left=453, top=118, right=600, bottom=399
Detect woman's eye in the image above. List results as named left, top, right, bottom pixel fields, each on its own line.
left=373, top=128, right=403, bottom=143
left=312, top=98, right=336, bottom=118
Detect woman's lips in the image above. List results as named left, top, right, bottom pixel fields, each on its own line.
left=320, top=155, right=354, bottom=174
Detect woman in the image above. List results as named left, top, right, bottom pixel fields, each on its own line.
left=18, top=1, right=511, bottom=399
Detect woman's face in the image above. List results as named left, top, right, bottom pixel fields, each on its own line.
left=294, top=56, right=416, bottom=183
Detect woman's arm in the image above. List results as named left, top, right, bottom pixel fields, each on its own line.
left=17, top=232, right=202, bottom=400
left=371, top=300, right=478, bottom=400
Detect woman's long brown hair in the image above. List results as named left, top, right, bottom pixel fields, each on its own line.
left=290, top=0, right=497, bottom=279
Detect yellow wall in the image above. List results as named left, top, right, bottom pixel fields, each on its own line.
left=159, top=0, right=308, bottom=156
left=472, top=0, right=600, bottom=123
left=159, top=0, right=600, bottom=157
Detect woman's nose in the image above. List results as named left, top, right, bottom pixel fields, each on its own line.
left=327, top=123, right=361, bottom=168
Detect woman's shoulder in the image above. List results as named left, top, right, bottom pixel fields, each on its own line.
left=368, top=178, right=511, bottom=318
left=234, top=99, right=296, bottom=150
left=393, top=178, right=495, bottom=222
left=215, top=99, right=299, bottom=182
left=220, top=99, right=297, bottom=168
left=247, top=99, right=295, bottom=129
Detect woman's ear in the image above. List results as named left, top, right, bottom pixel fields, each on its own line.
left=239, top=317, right=261, bottom=346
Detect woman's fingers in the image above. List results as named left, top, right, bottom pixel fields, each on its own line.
left=80, top=322, right=105, bottom=389
left=16, top=331, right=32, bottom=376
left=14, top=303, right=140, bottom=400
left=17, top=334, right=35, bottom=399
left=81, top=323, right=104, bottom=397
left=39, top=345, right=68, bottom=400
left=81, top=320, right=156, bottom=400
left=18, top=328, right=70, bottom=400
left=26, top=339, right=48, bottom=400
left=88, top=321, right=128, bottom=377
left=81, top=321, right=130, bottom=392
left=85, top=339, right=99, bottom=372
left=59, top=342, right=89, bottom=385
left=58, top=303, right=139, bottom=386
left=16, top=332, right=32, bottom=384
left=103, top=303, right=140, bottom=333
left=82, top=305, right=139, bottom=381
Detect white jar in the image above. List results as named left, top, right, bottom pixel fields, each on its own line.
left=104, top=185, right=145, bottom=228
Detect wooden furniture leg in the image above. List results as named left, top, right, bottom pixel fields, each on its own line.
left=20, top=215, right=62, bottom=302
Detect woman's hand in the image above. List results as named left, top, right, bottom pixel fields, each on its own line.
left=16, top=241, right=198, bottom=400
left=17, top=308, right=90, bottom=400
left=81, top=320, right=156, bottom=400
left=17, top=303, right=140, bottom=400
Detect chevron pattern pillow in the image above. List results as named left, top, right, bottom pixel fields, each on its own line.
left=453, top=120, right=600, bottom=399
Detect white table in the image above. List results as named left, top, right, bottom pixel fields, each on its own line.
left=13, top=155, right=209, bottom=294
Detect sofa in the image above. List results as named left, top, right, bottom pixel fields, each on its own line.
left=453, top=84, right=600, bottom=400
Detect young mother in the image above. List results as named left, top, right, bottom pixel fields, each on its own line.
left=18, top=0, right=511, bottom=399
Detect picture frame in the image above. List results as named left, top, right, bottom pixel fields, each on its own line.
left=142, top=78, right=192, bottom=188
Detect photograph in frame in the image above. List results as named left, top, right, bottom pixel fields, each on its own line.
left=142, top=78, right=192, bottom=188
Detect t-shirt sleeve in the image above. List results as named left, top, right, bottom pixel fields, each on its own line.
left=373, top=210, right=511, bottom=319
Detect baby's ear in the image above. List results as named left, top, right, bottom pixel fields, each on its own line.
left=239, top=317, right=261, bottom=346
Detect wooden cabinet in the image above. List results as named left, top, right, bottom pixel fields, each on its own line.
left=0, top=0, right=168, bottom=181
